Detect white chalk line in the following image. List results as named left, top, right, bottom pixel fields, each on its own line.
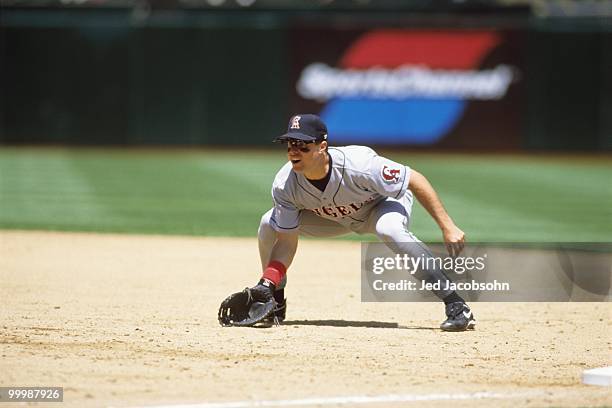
left=115, top=390, right=544, bottom=408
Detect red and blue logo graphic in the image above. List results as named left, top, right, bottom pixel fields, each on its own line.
left=297, top=30, right=512, bottom=144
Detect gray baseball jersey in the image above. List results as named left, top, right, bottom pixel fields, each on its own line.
left=269, top=146, right=412, bottom=232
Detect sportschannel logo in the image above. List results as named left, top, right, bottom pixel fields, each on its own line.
left=297, top=62, right=515, bottom=102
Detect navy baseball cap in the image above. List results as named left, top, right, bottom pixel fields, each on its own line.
left=275, top=114, right=328, bottom=143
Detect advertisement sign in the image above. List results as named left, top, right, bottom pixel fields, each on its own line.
left=290, top=29, right=525, bottom=148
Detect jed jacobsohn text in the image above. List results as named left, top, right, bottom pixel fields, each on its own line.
left=370, top=253, right=511, bottom=293
left=372, top=253, right=487, bottom=275
left=372, top=279, right=510, bottom=292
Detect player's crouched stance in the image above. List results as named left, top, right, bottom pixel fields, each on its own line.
left=218, top=114, right=475, bottom=331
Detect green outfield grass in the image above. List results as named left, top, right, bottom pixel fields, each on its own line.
left=0, top=147, right=610, bottom=242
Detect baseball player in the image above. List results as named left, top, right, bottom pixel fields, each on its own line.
left=253, top=114, right=475, bottom=331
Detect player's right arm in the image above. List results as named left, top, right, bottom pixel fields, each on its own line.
left=408, top=169, right=465, bottom=256
left=357, top=147, right=464, bottom=255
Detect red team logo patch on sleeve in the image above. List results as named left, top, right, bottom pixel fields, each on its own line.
left=381, top=165, right=401, bottom=183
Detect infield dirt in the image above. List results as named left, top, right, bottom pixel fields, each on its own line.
left=1, top=230, right=610, bottom=407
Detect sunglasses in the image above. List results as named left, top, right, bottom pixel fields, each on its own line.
left=286, top=139, right=315, bottom=153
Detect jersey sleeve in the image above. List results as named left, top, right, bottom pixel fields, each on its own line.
left=270, top=186, right=300, bottom=232
left=362, top=154, right=411, bottom=199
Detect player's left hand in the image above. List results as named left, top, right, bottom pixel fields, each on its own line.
left=443, top=225, right=465, bottom=257
left=218, top=282, right=276, bottom=327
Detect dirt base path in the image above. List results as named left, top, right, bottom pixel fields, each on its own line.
left=1, top=231, right=610, bottom=407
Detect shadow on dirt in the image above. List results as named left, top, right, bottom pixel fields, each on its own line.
left=281, top=320, right=436, bottom=330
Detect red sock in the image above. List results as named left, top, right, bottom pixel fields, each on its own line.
left=262, top=261, right=287, bottom=287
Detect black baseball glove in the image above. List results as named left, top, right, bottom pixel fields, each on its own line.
left=218, top=281, right=276, bottom=327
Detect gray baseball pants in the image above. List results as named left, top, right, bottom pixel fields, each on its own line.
left=258, top=193, right=455, bottom=299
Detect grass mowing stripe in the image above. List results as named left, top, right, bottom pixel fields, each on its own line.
left=0, top=148, right=610, bottom=241
left=387, top=153, right=612, bottom=242
left=0, top=151, right=113, bottom=229
left=62, top=151, right=273, bottom=235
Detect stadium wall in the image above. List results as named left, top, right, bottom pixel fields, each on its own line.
left=0, top=9, right=610, bottom=150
